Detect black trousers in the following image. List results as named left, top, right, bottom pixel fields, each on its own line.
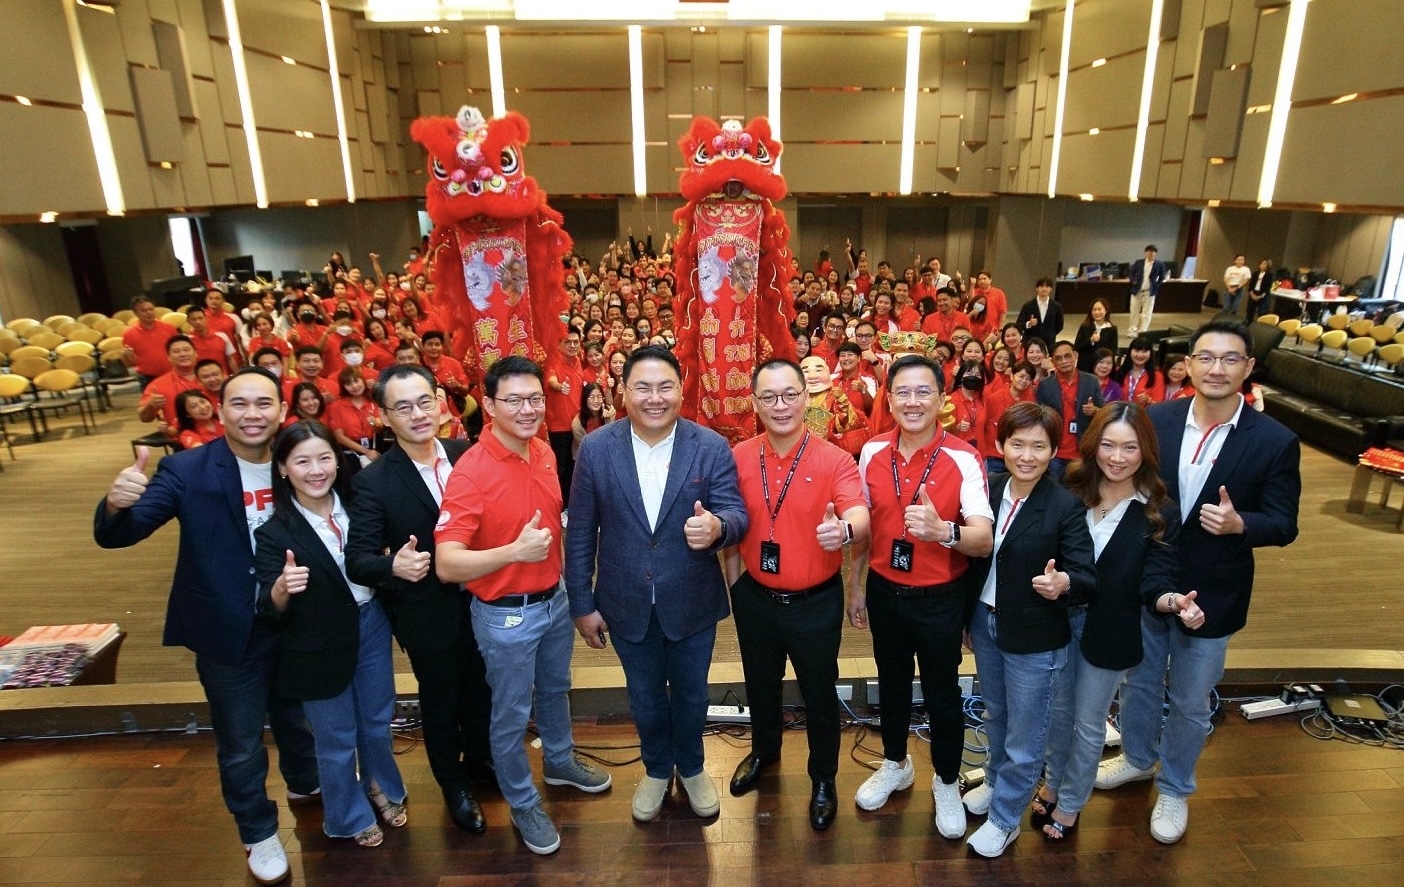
left=731, top=571, right=843, bottom=781
left=402, top=596, right=493, bottom=792
left=865, top=570, right=966, bottom=783
left=548, top=430, right=575, bottom=507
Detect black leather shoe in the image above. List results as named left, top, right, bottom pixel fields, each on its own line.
left=443, top=786, right=486, bottom=834
left=809, top=779, right=837, bottom=831
left=729, top=754, right=775, bottom=796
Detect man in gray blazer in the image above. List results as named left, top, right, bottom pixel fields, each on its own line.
left=565, top=346, right=749, bottom=823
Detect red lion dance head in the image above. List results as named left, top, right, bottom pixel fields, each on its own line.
left=672, top=117, right=794, bottom=444
left=410, top=106, right=570, bottom=382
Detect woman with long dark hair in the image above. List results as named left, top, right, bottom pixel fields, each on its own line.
left=254, top=421, right=406, bottom=849
left=1032, top=402, right=1199, bottom=841
left=1073, top=299, right=1118, bottom=373
left=571, top=382, right=615, bottom=459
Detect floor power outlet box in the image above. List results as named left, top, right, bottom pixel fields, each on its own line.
left=706, top=705, right=751, bottom=724
left=1241, top=698, right=1320, bottom=720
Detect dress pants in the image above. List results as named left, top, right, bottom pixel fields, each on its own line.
left=402, top=595, right=493, bottom=793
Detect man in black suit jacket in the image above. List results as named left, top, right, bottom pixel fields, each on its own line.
left=1094, top=320, right=1300, bottom=846
left=1036, top=340, right=1105, bottom=478
left=1127, top=244, right=1167, bottom=336
left=346, top=365, right=492, bottom=834
left=1014, top=277, right=1064, bottom=352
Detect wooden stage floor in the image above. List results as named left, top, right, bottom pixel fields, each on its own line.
left=0, top=714, right=1401, bottom=886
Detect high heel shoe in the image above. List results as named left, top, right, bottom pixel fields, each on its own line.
left=367, top=787, right=408, bottom=828
left=354, top=823, right=384, bottom=848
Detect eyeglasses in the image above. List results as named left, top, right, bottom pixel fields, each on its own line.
left=891, top=386, right=937, bottom=402
left=388, top=396, right=436, bottom=418
left=630, top=383, right=678, bottom=398
left=492, top=394, right=546, bottom=412
left=756, top=390, right=803, bottom=407
left=1190, top=352, right=1248, bottom=367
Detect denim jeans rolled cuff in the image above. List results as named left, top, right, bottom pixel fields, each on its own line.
left=470, top=589, right=578, bottom=809
left=611, top=608, right=716, bottom=780
left=1119, top=608, right=1231, bottom=798
left=971, top=606, right=1065, bottom=832
left=195, top=624, right=317, bottom=845
left=302, top=601, right=406, bottom=838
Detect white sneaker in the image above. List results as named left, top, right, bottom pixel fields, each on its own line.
left=243, top=834, right=289, bottom=885
left=966, top=819, right=1018, bottom=858
left=632, top=775, right=670, bottom=822
left=932, top=776, right=967, bottom=839
left=962, top=780, right=992, bottom=815
left=1104, top=720, right=1122, bottom=747
left=1150, top=793, right=1189, bottom=844
left=1094, top=754, right=1156, bottom=789
left=679, top=770, right=720, bottom=818
left=854, top=755, right=915, bottom=811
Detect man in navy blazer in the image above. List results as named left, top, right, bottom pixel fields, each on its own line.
left=566, top=346, right=748, bottom=823
left=1127, top=244, right=1168, bottom=336
left=1036, top=340, right=1105, bottom=478
left=1095, top=320, right=1300, bottom=845
left=94, top=367, right=317, bottom=886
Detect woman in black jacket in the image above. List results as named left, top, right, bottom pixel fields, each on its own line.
left=1033, top=402, right=1202, bottom=840
left=255, top=421, right=407, bottom=848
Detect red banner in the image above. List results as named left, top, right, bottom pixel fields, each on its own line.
left=692, top=200, right=762, bottom=442
left=453, top=217, right=534, bottom=370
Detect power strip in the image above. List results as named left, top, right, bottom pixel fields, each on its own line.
left=706, top=704, right=751, bottom=724
left=1241, top=698, right=1321, bottom=720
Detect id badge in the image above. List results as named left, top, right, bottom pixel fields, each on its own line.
left=760, top=541, right=781, bottom=574
left=890, top=539, right=915, bottom=573
left=1068, top=421, right=1078, bottom=435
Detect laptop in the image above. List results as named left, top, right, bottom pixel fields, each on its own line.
left=1323, top=694, right=1393, bottom=728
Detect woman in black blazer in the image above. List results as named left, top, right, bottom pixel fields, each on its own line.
left=255, top=421, right=407, bottom=849
left=1032, top=402, right=1203, bottom=840
left=959, top=403, right=1097, bottom=858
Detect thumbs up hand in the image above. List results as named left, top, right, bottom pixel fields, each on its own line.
left=1081, top=396, right=1097, bottom=416
left=391, top=534, right=432, bottom=582
left=106, top=446, right=152, bottom=513
left=1198, top=485, right=1244, bottom=536
left=816, top=502, right=847, bottom=552
left=1031, top=558, right=1068, bottom=600
left=684, top=499, right=722, bottom=551
left=279, top=550, right=310, bottom=596
left=903, top=486, right=947, bottom=543
left=514, top=511, right=553, bottom=563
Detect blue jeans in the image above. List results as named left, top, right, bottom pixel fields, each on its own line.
left=301, top=601, right=406, bottom=838
left=1043, top=609, right=1126, bottom=817
left=1224, top=287, right=1245, bottom=314
left=610, top=607, right=716, bottom=780
left=1118, top=609, right=1231, bottom=798
left=971, top=606, right=1066, bottom=832
left=194, top=623, right=319, bottom=845
left=470, top=586, right=577, bottom=810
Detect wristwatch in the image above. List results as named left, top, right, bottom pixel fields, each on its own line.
left=841, top=520, right=854, bottom=545
left=939, top=521, right=961, bottom=549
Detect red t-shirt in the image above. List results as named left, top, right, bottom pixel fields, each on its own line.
left=948, top=390, right=983, bottom=451
left=980, top=382, right=1034, bottom=460
left=1055, top=372, right=1082, bottom=459
left=921, top=310, right=973, bottom=342
left=858, top=429, right=992, bottom=587
left=122, top=322, right=177, bottom=377
left=248, top=334, right=290, bottom=360
left=733, top=432, right=866, bottom=591
left=324, top=396, right=379, bottom=445
left=282, top=375, right=339, bottom=405
left=205, top=308, right=240, bottom=345
left=545, top=355, right=586, bottom=434
left=177, top=422, right=224, bottom=449
left=189, top=330, right=234, bottom=368
left=141, top=371, right=202, bottom=431
left=436, top=431, right=563, bottom=601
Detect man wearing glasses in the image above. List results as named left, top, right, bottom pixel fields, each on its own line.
left=810, top=315, right=850, bottom=373
left=1096, top=320, right=1300, bottom=845
left=566, top=346, right=748, bottom=823
left=346, top=365, right=494, bottom=837
left=722, top=359, right=870, bottom=830
left=436, top=356, right=611, bottom=855
left=848, top=355, right=993, bottom=840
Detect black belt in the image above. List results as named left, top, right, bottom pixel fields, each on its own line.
left=982, top=603, right=998, bottom=615
left=480, top=585, right=558, bottom=608
left=875, top=575, right=963, bottom=599
left=751, top=572, right=840, bottom=604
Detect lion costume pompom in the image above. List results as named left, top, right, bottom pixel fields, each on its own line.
left=671, top=117, right=794, bottom=445
left=410, top=106, right=572, bottom=387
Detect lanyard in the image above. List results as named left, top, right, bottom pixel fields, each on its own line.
left=1000, top=497, right=1024, bottom=536
left=326, top=512, right=345, bottom=552
left=759, top=432, right=810, bottom=541
left=890, top=432, right=946, bottom=539
left=1190, top=422, right=1228, bottom=466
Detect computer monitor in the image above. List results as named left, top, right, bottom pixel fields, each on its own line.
left=1079, top=263, right=1103, bottom=281
left=147, top=275, right=205, bottom=309
left=222, top=255, right=256, bottom=280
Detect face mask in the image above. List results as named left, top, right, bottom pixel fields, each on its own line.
left=372, top=308, right=387, bottom=319
left=400, top=281, right=411, bottom=291
left=961, top=375, right=983, bottom=392
left=343, top=353, right=364, bottom=367
left=300, top=313, right=316, bottom=323
left=262, top=365, right=282, bottom=378
left=336, top=324, right=353, bottom=336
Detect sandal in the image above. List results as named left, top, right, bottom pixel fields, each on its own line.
left=367, top=787, right=408, bottom=828
left=1043, top=815, right=1078, bottom=842
left=354, top=823, right=384, bottom=848
left=1029, top=792, right=1057, bottom=828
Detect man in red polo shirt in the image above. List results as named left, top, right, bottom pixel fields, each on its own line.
left=137, top=335, right=202, bottom=435
left=121, top=296, right=177, bottom=389
left=921, top=288, right=972, bottom=342
left=544, top=329, right=585, bottom=506
left=848, top=354, right=994, bottom=840
left=202, top=289, right=244, bottom=363
left=185, top=306, right=240, bottom=375
left=436, top=356, right=610, bottom=857
left=421, top=331, right=469, bottom=416
left=722, top=359, right=869, bottom=832
left=284, top=346, right=339, bottom=403
left=809, top=315, right=849, bottom=373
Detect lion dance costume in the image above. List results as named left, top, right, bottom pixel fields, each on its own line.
left=672, top=117, right=794, bottom=445
left=410, top=106, right=572, bottom=387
